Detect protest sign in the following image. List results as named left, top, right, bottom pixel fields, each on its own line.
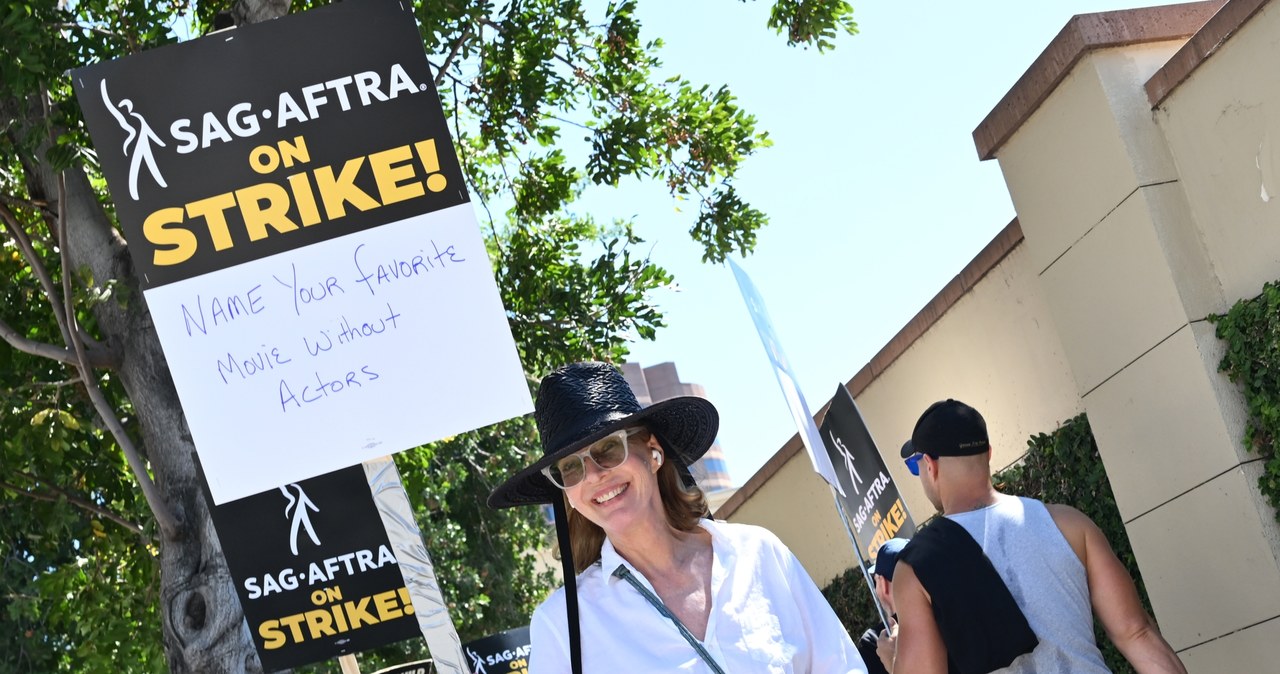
left=728, top=259, right=844, bottom=495
left=372, top=660, right=434, bottom=674
left=463, top=626, right=531, bottom=674
left=71, top=0, right=532, bottom=504
left=206, top=464, right=420, bottom=672
left=819, top=385, right=916, bottom=563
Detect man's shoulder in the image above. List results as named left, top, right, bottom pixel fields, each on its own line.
left=1041, top=502, right=1096, bottom=534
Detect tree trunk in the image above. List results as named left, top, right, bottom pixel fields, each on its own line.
left=27, top=146, right=260, bottom=674
left=19, top=2, right=292, bottom=671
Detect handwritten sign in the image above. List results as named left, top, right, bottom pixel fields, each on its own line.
left=72, top=0, right=532, bottom=502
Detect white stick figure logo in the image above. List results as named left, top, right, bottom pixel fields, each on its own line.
left=831, top=429, right=864, bottom=496
left=466, top=647, right=487, bottom=674
left=280, top=483, right=321, bottom=556
left=99, top=79, right=167, bottom=200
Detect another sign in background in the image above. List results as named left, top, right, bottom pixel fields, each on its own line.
left=463, top=626, right=531, bottom=674
left=206, top=464, right=420, bottom=672
left=71, top=0, right=532, bottom=504
left=728, top=259, right=844, bottom=496
left=372, top=660, right=434, bottom=674
left=820, top=385, right=917, bottom=563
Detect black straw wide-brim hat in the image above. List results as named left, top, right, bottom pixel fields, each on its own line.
left=488, top=362, right=719, bottom=508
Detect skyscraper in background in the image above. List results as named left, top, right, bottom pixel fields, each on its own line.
left=621, top=362, right=736, bottom=511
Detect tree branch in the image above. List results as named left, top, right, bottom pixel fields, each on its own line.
left=1, top=202, right=75, bottom=348
left=10, top=376, right=83, bottom=394
left=0, top=314, right=106, bottom=366
left=44, top=91, right=180, bottom=539
left=0, top=193, right=53, bottom=216
left=434, top=26, right=473, bottom=87
left=1, top=474, right=151, bottom=540
left=449, top=81, right=505, bottom=263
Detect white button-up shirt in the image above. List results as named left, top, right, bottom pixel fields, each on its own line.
left=529, top=519, right=867, bottom=673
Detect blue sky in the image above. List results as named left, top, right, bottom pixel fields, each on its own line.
left=578, top=0, right=1160, bottom=486
left=162, top=1, right=1164, bottom=487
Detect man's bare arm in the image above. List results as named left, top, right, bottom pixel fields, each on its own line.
left=1046, top=504, right=1187, bottom=674
left=889, top=562, right=949, bottom=674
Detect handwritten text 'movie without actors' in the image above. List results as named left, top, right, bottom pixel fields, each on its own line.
left=173, top=236, right=466, bottom=412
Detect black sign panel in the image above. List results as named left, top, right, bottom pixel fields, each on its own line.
left=372, top=660, right=434, bottom=674
left=820, top=386, right=917, bottom=563
left=71, top=0, right=467, bottom=289
left=463, top=626, right=532, bottom=674
left=207, top=464, right=420, bottom=672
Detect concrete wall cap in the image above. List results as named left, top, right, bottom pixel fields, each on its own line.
left=973, top=1, right=1225, bottom=161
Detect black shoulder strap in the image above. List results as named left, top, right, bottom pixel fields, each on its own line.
left=551, top=499, right=582, bottom=674
left=899, top=517, right=1038, bottom=674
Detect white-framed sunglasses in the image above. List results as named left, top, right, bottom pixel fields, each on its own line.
left=542, top=428, right=635, bottom=489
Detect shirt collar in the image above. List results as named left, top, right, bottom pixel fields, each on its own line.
left=600, top=518, right=733, bottom=586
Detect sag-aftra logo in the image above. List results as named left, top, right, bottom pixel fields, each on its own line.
left=96, top=63, right=425, bottom=202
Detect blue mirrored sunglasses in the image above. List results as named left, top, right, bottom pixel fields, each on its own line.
left=905, top=452, right=926, bottom=476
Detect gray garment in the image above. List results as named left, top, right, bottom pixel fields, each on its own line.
left=947, top=494, right=1111, bottom=674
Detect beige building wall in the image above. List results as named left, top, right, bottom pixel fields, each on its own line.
left=721, top=1, right=1280, bottom=669
left=720, top=224, right=1083, bottom=586
left=984, top=1, right=1280, bottom=663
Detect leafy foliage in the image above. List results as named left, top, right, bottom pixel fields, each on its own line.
left=821, top=564, right=879, bottom=643
left=1209, top=280, right=1280, bottom=522
left=1, top=0, right=856, bottom=672
left=1, top=208, right=163, bottom=673
left=822, top=414, right=1149, bottom=674
left=994, top=414, right=1150, bottom=674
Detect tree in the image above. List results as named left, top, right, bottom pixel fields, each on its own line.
left=0, top=1, right=856, bottom=672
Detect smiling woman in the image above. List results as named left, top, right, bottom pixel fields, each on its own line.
left=487, top=362, right=869, bottom=674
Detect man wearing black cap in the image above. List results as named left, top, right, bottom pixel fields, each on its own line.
left=856, top=538, right=907, bottom=674
left=889, top=399, right=1187, bottom=674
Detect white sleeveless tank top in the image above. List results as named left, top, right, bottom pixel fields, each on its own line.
left=946, top=494, right=1111, bottom=674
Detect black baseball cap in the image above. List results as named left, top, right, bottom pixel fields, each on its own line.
left=899, top=399, right=989, bottom=459
left=870, top=538, right=909, bottom=581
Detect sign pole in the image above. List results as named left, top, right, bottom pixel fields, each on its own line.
left=339, top=655, right=362, bottom=674
left=364, top=457, right=471, bottom=674
left=830, top=488, right=892, bottom=630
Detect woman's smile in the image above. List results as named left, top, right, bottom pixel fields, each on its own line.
left=591, top=482, right=630, bottom=506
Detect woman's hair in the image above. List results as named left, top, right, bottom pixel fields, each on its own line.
left=563, top=427, right=709, bottom=573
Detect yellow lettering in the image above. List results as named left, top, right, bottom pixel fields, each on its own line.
left=414, top=139, right=448, bottom=192
left=304, top=608, right=337, bottom=639
left=258, top=620, right=287, bottom=650
left=332, top=602, right=350, bottom=632
left=143, top=207, right=196, bottom=266
left=368, top=145, right=424, bottom=205
left=373, top=589, right=403, bottom=621
left=142, top=137, right=452, bottom=269
left=344, top=597, right=378, bottom=629
left=288, top=173, right=321, bottom=226
left=248, top=145, right=279, bottom=174
left=277, top=613, right=307, bottom=644
left=314, top=157, right=379, bottom=219
left=185, top=192, right=237, bottom=251
left=235, top=182, right=299, bottom=241
left=278, top=136, right=310, bottom=168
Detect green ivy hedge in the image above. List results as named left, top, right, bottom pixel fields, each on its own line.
left=1208, top=280, right=1280, bottom=521
left=821, top=414, right=1149, bottom=674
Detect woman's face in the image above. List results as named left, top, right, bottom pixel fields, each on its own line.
left=564, top=428, right=665, bottom=536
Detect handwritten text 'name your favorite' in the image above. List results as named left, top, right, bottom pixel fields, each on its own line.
left=179, top=239, right=464, bottom=412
